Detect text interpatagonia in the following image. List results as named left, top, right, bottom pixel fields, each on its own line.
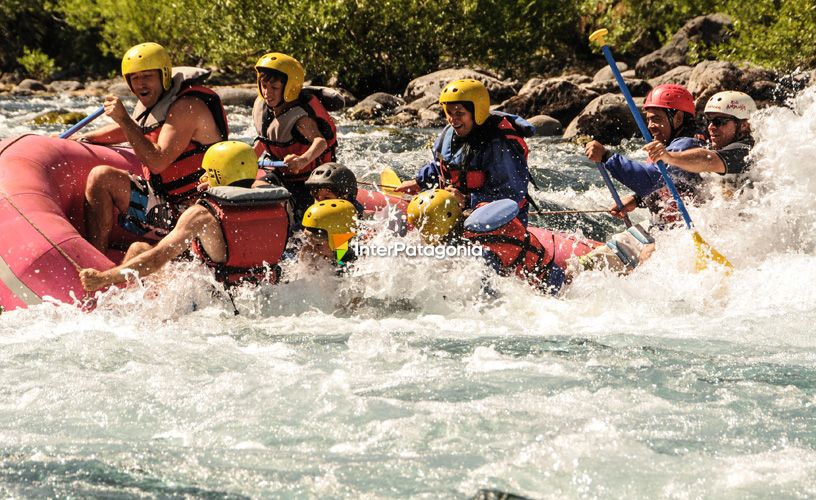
left=350, top=241, right=483, bottom=259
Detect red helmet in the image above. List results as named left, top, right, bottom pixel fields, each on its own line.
left=644, top=84, right=696, bottom=115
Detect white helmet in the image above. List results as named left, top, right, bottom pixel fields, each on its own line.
left=704, top=91, right=757, bottom=120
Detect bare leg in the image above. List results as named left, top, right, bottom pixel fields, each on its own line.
left=84, top=166, right=131, bottom=253
left=122, top=241, right=154, bottom=263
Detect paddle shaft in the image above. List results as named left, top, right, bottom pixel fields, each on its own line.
left=595, top=163, right=632, bottom=228
left=59, top=106, right=105, bottom=139
left=598, top=43, right=694, bottom=230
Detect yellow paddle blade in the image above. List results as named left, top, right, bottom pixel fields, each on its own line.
left=380, top=167, right=401, bottom=193
left=693, top=231, right=733, bottom=272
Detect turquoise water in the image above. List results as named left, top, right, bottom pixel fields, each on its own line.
left=1, top=91, right=815, bottom=498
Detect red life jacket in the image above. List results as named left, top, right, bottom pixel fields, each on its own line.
left=463, top=217, right=554, bottom=290
left=134, top=79, right=229, bottom=204
left=436, top=114, right=529, bottom=193
left=253, top=92, right=338, bottom=183
left=192, top=186, right=291, bottom=288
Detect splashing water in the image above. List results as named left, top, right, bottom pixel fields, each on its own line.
left=1, top=90, right=815, bottom=498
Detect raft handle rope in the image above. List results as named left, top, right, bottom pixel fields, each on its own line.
left=0, top=134, right=83, bottom=273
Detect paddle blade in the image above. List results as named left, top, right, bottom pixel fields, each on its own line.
left=380, top=167, right=400, bottom=193
left=693, top=231, right=733, bottom=272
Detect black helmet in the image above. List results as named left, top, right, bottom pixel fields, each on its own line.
left=304, top=162, right=357, bottom=201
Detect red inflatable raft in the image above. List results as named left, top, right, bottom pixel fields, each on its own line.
left=0, top=135, right=410, bottom=311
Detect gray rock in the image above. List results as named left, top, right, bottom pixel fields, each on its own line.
left=648, top=66, right=693, bottom=88
left=16, top=79, right=47, bottom=92
left=497, top=78, right=598, bottom=126
left=635, top=14, right=733, bottom=78
left=417, top=107, right=445, bottom=128
left=49, top=80, right=84, bottom=92
left=621, top=69, right=636, bottom=79
left=404, top=68, right=516, bottom=104
left=307, top=85, right=357, bottom=111
left=107, top=82, right=133, bottom=98
left=593, top=62, right=628, bottom=82
left=582, top=78, right=652, bottom=97
left=214, top=86, right=257, bottom=107
left=526, top=115, right=563, bottom=136
left=564, top=93, right=643, bottom=145
left=346, top=92, right=405, bottom=120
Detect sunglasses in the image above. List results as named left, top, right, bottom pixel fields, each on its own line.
left=705, top=116, right=736, bottom=127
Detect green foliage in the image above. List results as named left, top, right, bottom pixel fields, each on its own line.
left=6, top=0, right=816, bottom=95
left=17, top=47, right=58, bottom=80
left=708, top=0, right=816, bottom=70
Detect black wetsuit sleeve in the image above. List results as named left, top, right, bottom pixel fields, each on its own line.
left=715, top=142, right=752, bottom=175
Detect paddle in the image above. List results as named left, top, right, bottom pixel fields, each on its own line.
left=588, top=28, right=732, bottom=271
left=596, top=163, right=633, bottom=228
left=380, top=167, right=401, bottom=194
left=59, top=105, right=105, bottom=139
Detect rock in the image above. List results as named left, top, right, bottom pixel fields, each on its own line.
left=404, top=68, right=516, bottom=104
left=396, top=94, right=438, bottom=114
left=346, top=92, right=404, bottom=120
left=107, top=82, right=132, bottom=98
left=31, top=110, right=87, bottom=125
left=526, top=115, right=563, bottom=136
left=562, top=74, right=593, bottom=85
left=16, top=79, right=47, bottom=92
left=564, top=94, right=643, bottom=145
left=592, top=62, right=628, bottom=82
left=648, top=66, right=693, bottom=88
left=214, top=86, right=257, bottom=106
left=686, top=60, right=744, bottom=109
left=582, top=78, right=652, bottom=97
left=48, top=80, right=84, bottom=93
left=635, top=14, right=733, bottom=78
left=307, top=85, right=357, bottom=111
left=497, top=78, right=598, bottom=126
left=417, top=108, right=446, bottom=128
left=621, top=69, right=636, bottom=79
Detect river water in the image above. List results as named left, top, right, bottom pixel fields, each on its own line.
left=0, top=91, right=814, bottom=498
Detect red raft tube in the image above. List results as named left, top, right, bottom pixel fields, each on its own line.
left=0, top=135, right=407, bottom=311
left=0, top=135, right=150, bottom=310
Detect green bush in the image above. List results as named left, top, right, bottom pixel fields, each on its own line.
left=17, top=47, right=58, bottom=80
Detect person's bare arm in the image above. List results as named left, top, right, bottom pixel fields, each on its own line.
left=79, top=205, right=215, bottom=290
left=74, top=122, right=128, bottom=144
left=283, top=117, right=328, bottom=174
left=643, top=140, right=726, bottom=174
left=107, top=95, right=211, bottom=174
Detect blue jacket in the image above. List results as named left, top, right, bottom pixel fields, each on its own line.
left=603, top=136, right=705, bottom=198
left=416, top=112, right=533, bottom=225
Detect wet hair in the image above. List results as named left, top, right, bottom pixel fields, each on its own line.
left=229, top=178, right=255, bottom=188
left=444, top=100, right=475, bottom=118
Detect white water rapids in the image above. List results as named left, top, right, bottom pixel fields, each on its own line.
left=0, top=89, right=814, bottom=498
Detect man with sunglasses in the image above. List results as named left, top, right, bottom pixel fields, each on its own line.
left=643, top=91, right=757, bottom=197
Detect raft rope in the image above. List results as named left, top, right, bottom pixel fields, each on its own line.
left=0, top=134, right=83, bottom=273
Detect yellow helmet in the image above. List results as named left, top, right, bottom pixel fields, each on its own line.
left=201, top=141, right=259, bottom=187
left=254, top=52, right=304, bottom=102
left=439, top=79, right=490, bottom=125
left=406, top=189, right=462, bottom=243
left=302, top=199, right=357, bottom=250
left=121, top=42, right=173, bottom=92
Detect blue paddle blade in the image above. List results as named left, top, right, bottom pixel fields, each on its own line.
left=258, top=159, right=287, bottom=168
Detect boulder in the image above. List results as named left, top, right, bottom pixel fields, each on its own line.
left=310, top=86, right=357, bottom=110
left=404, top=69, right=516, bottom=104
left=526, top=115, right=563, bottom=136
left=107, top=82, right=132, bottom=98
left=582, top=78, right=652, bottom=97
left=497, top=78, right=599, bottom=126
left=648, top=66, right=693, bottom=88
left=214, top=86, right=257, bottom=107
left=346, top=92, right=404, bottom=120
left=16, top=79, right=47, bottom=92
left=635, top=14, right=733, bottom=78
left=49, top=80, right=84, bottom=92
left=564, top=94, right=643, bottom=145
left=592, top=62, right=628, bottom=82
left=31, top=110, right=87, bottom=125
